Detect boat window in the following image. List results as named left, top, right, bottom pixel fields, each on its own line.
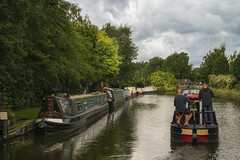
left=98, top=97, right=100, bottom=105
left=41, top=98, right=48, bottom=112
left=53, top=99, right=60, bottom=113
left=59, top=99, right=73, bottom=115
left=90, top=99, right=94, bottom=107
left=76, top=102, right=82, bottom=112
left=84, top=100, right=88, bottom=110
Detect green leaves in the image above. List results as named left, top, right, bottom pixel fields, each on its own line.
left=96, top=31, right=121, bottom=76
left=102, top=23, right=138, bottom=88
left=150, top=71, right=177, bottom=91
left=200, top=43, right=229, bottom=82
left=208, top=75, right=237, bottom=89
left=0, top=0, right=123, bottom=110
left=163, top=52, right=192, bottom=79
left=231, top=54, right=240, bottom=80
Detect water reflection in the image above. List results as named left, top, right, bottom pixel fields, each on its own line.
left=75, top=99, right=137, bottom=160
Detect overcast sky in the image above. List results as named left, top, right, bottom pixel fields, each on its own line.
left=67, top=0, right=240, bottom=67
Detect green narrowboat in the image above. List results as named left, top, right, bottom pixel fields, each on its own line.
left=36, top=89, right=124, bottom=134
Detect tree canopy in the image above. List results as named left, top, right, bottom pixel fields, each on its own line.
left=199, top=43, right=229, bottom=82
left=150, top=71, right=178, bottom=91
left=102, top=23, right=138, bottom=88
left=0, top=0, right=122, bottom=110
left=163, top=52, right=192, bottom=79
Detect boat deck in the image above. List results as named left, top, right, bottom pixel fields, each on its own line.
left=172, top=123, right=217, bottom=129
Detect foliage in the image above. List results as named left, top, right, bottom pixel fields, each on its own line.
left=146, top=57, right=164, bottom=75
left=102, top=23, right=138, bottom=88
left=96, top=30, right=121, bottom=76
left=127, top=61, right=153, bottom=87
left=150, top=71, right=178, bottom=91
left=230, top=53, right=240, bottom=80
left=0, top=0, right=123, bottom=110
left=199, top=43, right=229, bottom=82
left=212, top=88, right=240, bottom=101
left=208, top=74, right=237, bottom=89
left=191, top=67, right=201, bottom=82
left=130, top=52, right=193, bottom=89
left=162, top=52, right=192, bottom=79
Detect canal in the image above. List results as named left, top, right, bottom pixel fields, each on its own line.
left=1, top=94, right=240, bottom=160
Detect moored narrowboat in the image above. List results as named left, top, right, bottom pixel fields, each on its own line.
left=171, top=92, right=218, bottom=144
left=36, top=89, right=125, bottom=134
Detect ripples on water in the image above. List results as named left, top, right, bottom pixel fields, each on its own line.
left=1, top=94, right=240, bottom=160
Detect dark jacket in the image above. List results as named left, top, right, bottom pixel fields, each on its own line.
left=199, top=87, right=214, bottom=106
left=174, top=95, right=192, bottom=112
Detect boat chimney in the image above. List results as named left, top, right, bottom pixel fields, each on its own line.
left=67, top=86, right=70, bottom=97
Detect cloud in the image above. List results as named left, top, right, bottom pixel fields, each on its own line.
left=68, top=0, right=240, bottom=66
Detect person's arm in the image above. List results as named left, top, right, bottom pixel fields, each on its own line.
left=187, top=98, right=193, bottom=103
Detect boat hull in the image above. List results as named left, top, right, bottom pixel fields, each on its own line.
left=36, top=103, right=109, bottom=134
left=170, top=124, right=218, bottom=143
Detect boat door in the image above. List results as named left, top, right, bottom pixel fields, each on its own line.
left=39, top=97, right=62, bottom=118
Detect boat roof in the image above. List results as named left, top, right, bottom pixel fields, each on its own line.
left=183, top=90, right=199, bottom=95
left=70, top=92, right=106, bottom=100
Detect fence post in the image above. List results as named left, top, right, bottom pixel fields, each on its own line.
left=3, top=120, right=7, bottom=140
left=0, top=111, right=8, bottom=140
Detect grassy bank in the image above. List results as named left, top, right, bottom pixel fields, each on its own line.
left=14, top=107, right=41, bottom=119
left=212, top=88, right=240, bottom=101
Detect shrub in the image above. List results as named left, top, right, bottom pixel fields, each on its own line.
left=208, top=74, right=237, bottom=89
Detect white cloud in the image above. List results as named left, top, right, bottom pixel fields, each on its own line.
left=68, top=0, right=240, bottom=66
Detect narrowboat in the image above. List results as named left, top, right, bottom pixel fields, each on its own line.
left=35, top=89, right=124, bottom=134
left=170, top=91, right=218, bottom=144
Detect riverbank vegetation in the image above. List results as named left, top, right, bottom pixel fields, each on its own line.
left=150, top=71, right=178, bottom=91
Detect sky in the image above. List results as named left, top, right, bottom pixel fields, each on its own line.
left=67, top=0, right=240, bottom=67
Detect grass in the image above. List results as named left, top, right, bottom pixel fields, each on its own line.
left=14, top=107, right=41, bottom=119
left=212, top=88, right=240, bottom=101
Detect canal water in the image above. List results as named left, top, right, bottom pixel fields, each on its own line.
left=1, top=94, right=240, bottom=160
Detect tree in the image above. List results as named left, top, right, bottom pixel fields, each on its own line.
left=162, top=52, right=192, bottom=79
left=102, top=23, right=138, bottom=88
left=0, top=0, right=123, bottom=110
left=199, top=43, right=229, bottom=82
left=191, top=67, right=201, bottom=82
left=146, top=57, right=164, bottom=75
left=150, top=71, right=178, bottom=91
left=95, top=30, right=121, bottom=78
left=231, top=53, right=240, bottom=80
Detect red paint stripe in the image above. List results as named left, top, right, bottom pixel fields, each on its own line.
left=182, top=135, right=192, bottom=142
left=197, top=136, right=209, bottom=142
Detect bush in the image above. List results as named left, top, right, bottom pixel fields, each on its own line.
left=208, top=74, right=237, bottom=89
left=234, top=82, right=240, bottom=91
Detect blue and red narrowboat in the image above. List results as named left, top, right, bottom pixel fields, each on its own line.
left=170, top=92, right=218, bottom=144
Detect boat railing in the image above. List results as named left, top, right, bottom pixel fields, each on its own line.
left=172, top=110, right=218, bottom=125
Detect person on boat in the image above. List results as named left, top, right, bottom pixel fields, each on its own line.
left=199, top=83, right=214, bottom=126
left=174, top=89, right=193, bottom=127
